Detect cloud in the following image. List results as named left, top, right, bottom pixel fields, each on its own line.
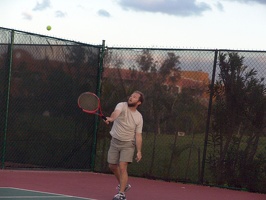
left=33, top=0, right=51, bottom=11
left=117, top=0, right=211, bottom=17
left=22, top=12, right=33, bottom=20
left=216, top=2, right=224, bottom=11
left=252, top=0, right=266, bottom=3
left=223, top=0, right=266, bottom=5
left=97, top=9, right=111, bottom=17
left=55, top=10, right=67, bottom=18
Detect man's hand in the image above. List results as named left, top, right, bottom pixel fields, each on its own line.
left=135, top=151, right=142, bottom=162
left=104, top=110, right=121, bottom=125
left=104, top=117, right=112, bottom=125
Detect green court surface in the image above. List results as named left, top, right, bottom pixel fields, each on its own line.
left=0, top=188, right=94, bottom=200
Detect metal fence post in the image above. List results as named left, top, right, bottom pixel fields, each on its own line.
left=200, top=49, right=218, bottom=183
left=91, top=40, right=106, bottom=171
left=1, top=30, right=14, bottom=169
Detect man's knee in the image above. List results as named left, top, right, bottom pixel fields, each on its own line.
left=119, top=162, right=128, bottom=173
left=109, top=163, right=118, bottom=171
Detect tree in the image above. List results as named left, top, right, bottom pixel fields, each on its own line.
left=136, top=50, right=181, bottom=135
left=208, top=52, right=266, bottom=191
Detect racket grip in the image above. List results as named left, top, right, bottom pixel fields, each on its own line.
left=102, top=115, right=107, bottom=121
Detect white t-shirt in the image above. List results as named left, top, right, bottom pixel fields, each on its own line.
left=110, top=102, right=143, bottom=141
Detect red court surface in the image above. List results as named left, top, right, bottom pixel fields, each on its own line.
left=0, top=169, right=265, bottom=200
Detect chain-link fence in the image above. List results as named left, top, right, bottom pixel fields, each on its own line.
left=0, top=27, right=102, bottom=170
left=0, top=27, right=265, bottom=193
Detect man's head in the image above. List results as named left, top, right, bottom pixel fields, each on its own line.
left=128, top=91, right=144, bottom=108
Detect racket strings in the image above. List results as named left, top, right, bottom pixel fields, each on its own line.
left=79, top=94, right=99, bottom=111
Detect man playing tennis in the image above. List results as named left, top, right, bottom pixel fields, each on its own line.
left=105, top=91, right=144, bottom=200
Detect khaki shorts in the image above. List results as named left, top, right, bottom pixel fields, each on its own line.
left=108, top=137, right=135, bottom=164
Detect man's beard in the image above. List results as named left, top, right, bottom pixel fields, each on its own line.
left=128, top=102, right=137, bottom=107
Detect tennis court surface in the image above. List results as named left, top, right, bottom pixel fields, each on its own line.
left=0, top=170, right=265, bottom=200
left=0, top=187, right=93, bottom=199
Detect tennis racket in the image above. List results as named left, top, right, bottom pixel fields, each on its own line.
left=78, top=92, right=107, bottom=120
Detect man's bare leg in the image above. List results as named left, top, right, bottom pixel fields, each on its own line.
left=118, top=162, right=128, bottom=193
left=109, top=163, right=120, bottom=183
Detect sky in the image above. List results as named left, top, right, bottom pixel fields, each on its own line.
left=0, top=0, right=266, bottom=50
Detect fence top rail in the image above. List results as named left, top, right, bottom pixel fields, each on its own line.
left=0, top=26, right=101, bottom=48
left=1, top=27, right=266, bottom=53
left=106, top=46, right=266, bottom=53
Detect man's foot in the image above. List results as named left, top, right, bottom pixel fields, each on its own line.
left=113, top=192, right=126, bottom=200
left=116, top=184, right=131, bottom=192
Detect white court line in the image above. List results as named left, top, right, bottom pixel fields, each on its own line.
left=0, top=187, right=97, bottom=200
left=0, top=196, right=71, bottom=198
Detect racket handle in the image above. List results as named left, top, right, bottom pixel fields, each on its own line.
left=102, top=115, right=107, bottom=121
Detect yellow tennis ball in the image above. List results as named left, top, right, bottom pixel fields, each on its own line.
left=46, top=25, right=51, bottom=31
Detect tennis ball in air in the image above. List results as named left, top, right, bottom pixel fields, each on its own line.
left=46, top=25, right=52, bottom=31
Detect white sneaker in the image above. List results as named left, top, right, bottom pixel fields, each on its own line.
left=113, top=192, right=126, bottom=200
left=116, top=184, right=131, bottom=192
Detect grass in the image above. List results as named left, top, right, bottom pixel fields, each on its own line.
left=95, top=130, right=266, bottom=186
left=95, top=132, right=205, bottom=183
left=4, top=113, right=266, bottom=190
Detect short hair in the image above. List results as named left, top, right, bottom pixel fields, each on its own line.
left=134, top=91, right=144, bottom=105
